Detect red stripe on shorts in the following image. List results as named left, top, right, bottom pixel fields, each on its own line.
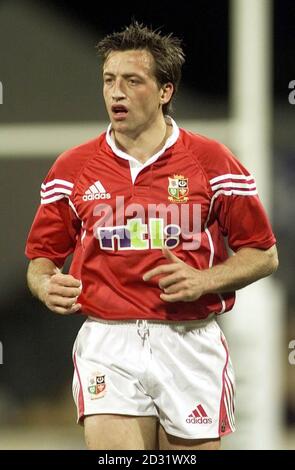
left=218, top=333, right=233, bottom=436
left=73, top=351, right=85, bottom=419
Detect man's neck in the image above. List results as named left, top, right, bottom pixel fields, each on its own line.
left=112, top=116, right=173, bottom=164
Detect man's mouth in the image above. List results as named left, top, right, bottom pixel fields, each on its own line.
left=111, top=105, right=128, bottom=119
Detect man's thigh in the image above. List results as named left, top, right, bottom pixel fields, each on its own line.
left=84, top=414, right=158, bottom=450
left=158, top=425, right=221, bottom=450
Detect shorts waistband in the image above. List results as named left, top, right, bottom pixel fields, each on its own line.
left=87, top=314, right=216, bottom=330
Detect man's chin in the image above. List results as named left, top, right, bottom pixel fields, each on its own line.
left=111, top=121, right=129, bottom=133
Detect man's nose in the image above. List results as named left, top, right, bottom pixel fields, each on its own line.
left=112, top=79, right=125, bottom=101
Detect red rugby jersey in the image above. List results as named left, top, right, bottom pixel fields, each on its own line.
left=25, top=120, right=276, bottom=321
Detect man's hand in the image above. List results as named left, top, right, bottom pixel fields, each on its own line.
left=143, top=245, right=279, bottom=304
left=27, top=258, right=83, bottom=315
left=143, top=248, right=206, bottom=303
left=39, top=271, right=82, bottom=314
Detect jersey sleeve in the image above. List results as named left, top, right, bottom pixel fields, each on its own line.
left=201, top=140, right=276, bottom=252
left=25, top=160, right=81, bottom=268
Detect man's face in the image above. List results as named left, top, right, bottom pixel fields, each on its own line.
left=103, top=49, right=165, bottom=136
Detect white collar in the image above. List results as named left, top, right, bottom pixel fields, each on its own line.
left=106, top=116, right=179, bottom=168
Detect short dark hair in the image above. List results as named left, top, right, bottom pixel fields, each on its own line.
left=96, top=22, right=185, bottom=115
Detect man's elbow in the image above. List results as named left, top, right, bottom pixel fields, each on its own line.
left=265, top=245, right=279, bottom=275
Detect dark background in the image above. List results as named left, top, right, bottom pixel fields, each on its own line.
left=0, top=0, right=294, bottom=435
left=46, top=0, right=294, bottom=98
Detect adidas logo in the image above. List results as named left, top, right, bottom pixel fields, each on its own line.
left=82, top=181, right=111, bottom=201
left=186, top=404, right=212, bottom=424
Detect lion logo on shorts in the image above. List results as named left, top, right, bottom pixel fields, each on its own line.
left=88, top=372, right=106, bottom=399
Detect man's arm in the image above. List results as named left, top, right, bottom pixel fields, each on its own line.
left=27, top=257, right=82, bottom=314
left=143, top=245, right=279, bottom=303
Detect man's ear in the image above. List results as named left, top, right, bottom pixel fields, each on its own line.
left=160, top=83, right=174, bottom=104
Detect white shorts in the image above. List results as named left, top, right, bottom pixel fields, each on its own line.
left=72, top=315, right=235, bottom=440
